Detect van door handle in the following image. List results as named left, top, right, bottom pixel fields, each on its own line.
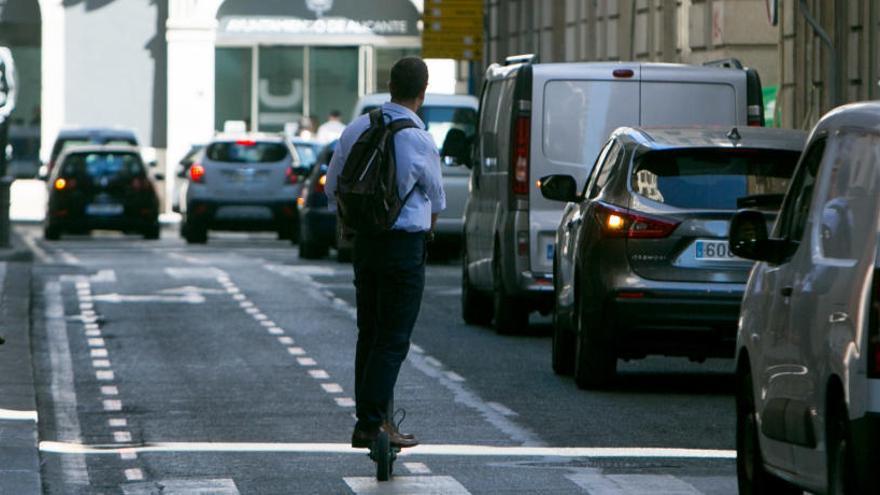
left=829, top=312, right=849, bottom=324
left=780, top=287, right=793, bottom=297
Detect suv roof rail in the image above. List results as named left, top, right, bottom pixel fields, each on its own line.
left=505, top=54, right=537, bottom=66
left=702, top=58, right=744, bottom=69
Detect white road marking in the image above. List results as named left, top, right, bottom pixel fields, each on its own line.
left=108, top=418, right=127, bottom=427
left=100, top=386, right=119, bottom=396
left=85, top=329, right=101, bottom=337
left=159, top=286, right=226, bottom=295
left=424, top=356, right=443, bottom=367
left=91, top=292, right=205, bottom=304
left=124, top=468, right=144, bottom=481
left=245, top=308, right=259, bottom=315
left=287, top=347, right=306, bottom=356
left=59, top=251, right=80, bottom=265
left=268, top=327, right=284, bottom=335
left=92, top=359, right=111, bottom=368
left=39, top=441, right=737, bottom=459
left=113, top=431, right=132, bottom=443
left=165, top=267, right=227, bottom=279
left=335, top=398, right=356, bottom=408
left=90, top=349, right=108, bottom=358
left=344, top=476, right=470, bottom=494
left=278, top=336, right=294, bottom=345
left=260, top=320, right=275, bottom=327
left=445, top=371, right=465, bottom=383
left=103, top=400, right=122, bottom=412
left=119, top=448, right=138, bottom=460
left=239, top=301, right=253, bottom=308
left=44, top=281, right=90, bottom=487
left=87, top=338, right=105, bottom=347
left=253, top=313, right=268, bottom=321
left=487, top=402, right=518, bottom=417
left=122, top=479, right=239, bottom=495
left=566, top=473, right=704, bottom=495
left=81, top=310, right=96, bottom=317
left=402, top=462, right=432, bottom=475
left=226, top=287, right=240, bottom=294
left=233, top=294, right=246, bottom=301
left=321, top=383, right=343, bottom=394
left=296, top=357, right=317, bottom=366
left=61, top=269, right=117, bottom=284
left=409, top=343, right=424, bottom=354
left=96, top=370, right=115, bottom=381
left=79, top=302, right=94, bottom=311
left=20, top=229, right=53, bottom=263
left=84, top=322, right=99, bottom=330
left=0, top=408, right=38, bottom=421
left=308, top=370, right=330, bottom=380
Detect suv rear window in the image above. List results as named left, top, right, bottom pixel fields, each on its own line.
left=631, top=149, right=801, bottom=210
left=61, top=152, right=145, bottom=180
left=206, top=142, right=288, bottom=163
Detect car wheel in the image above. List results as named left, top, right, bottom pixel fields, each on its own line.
left=827, top=400, right=856, bottom=495
left=184, top=223, right=207, bottom=244
left=337, top=247, right=352, bottom=263
left=461, top=252, right=492, bottom=326
left=44, top=224, right=61, bottom=241
left=492, top=251, right=528, bottom=334
left=143, top=223, right=161, bottom=240
left=299, top=240, right=327, bottom=260
left=736, top=368, right=801, bottom=495
left=573, top=289, right=616, bottom=389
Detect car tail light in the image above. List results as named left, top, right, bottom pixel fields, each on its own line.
left=869, top=269, right=880, bottom=379
left=512, top=115, right=530, bottom=197
left=314, top=174, right=327, bottom=194
left=189, top=163, right=205, bottom=183
left=747, top=105, right=764, bottom=127
left=285, top=167, right=299, bottom=185
left=236, top=139, right=257, bottom=147
left=54, top=178, right=74, bottom=191
left=594, top=202, right=679, bottom=239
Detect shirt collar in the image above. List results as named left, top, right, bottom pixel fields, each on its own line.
left=381, top=101, right=425, bottom=130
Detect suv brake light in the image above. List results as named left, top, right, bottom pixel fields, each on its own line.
left=869, top=269, right=880, bottom=378
left=189, top=163, right=205, bottom=183
left=594, top=202, right=679, bottom=239
left=235, top=139, right=257, bottom=146
left=512, top=115, right=530, bottom=196
left=285, top=167, right=299, bottom=185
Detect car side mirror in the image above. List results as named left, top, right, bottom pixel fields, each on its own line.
left=37, top=165, right=49, bottom=181
left=441, top=129, right=471, bottom=168
left=729, top=210, right=793, bottom=264
left=539, top=174, right=578, bottom=203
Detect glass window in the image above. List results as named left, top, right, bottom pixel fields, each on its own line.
left=582, top=141, right=613, bottom=196
left=258, top=47, right=304, bottom=132
left=309, top=47, right=358, bottom=127
left=375, top=48, right=420, bottom=93
left=419, top=106, right=477, bottom=149
left=62, top=153, right=144, bottom=180
left=206, top=141, right=289, bottom=164
left=631, top=149, right=801, bottom=210
left=590, top=142, right=622, bottom=198
left=215, top=48, right=252, bottom=131
left=817, top=133, right=880, bottom=261
left=776, top=139, right=825, bottom=242
left=479, top=81, right=503, bottom=173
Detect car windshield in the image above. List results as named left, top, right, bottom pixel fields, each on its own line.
left=631, top=148, right=801, bottom=210
left=206, top=141, right=289, bottom=163
left=293, top=143, right=319, bottom=168
left=61, top=152, right=145, bottom=180
left=418, top=106, right=477, bottom=148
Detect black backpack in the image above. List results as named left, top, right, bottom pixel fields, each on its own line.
left=335, top=109, right=418, bottom=234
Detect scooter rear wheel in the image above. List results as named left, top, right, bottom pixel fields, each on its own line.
left=374, top=431, right=392, bottom=481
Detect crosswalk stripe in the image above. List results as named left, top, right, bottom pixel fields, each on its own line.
left=566, top=473, right=704, bottom=495
left=122, top=479, right=239, bottom=494
left=344, top=476, right=470, bottom=494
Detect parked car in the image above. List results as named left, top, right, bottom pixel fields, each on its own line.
left=353, top=92, right=479, bottom=255
left=731, top=101, right=880, bottom=495
left=172, top=143, right=204, bottom=213
left=42, top=127, right=139, bottom=178
left=461, top=55, right=767, bottom=334
left=291, top=138, right=321, bottom=170
left=180, top=133, right=302, bottom=244
left=539, top=126, right=805, bottom=387
left=297, top=140, right=339, bottom=259
left=44, top=145, right=160, bottom=240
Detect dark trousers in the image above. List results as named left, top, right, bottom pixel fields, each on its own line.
left=352, top=230, right=426, bottom=428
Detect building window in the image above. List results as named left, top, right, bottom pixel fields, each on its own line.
left=309, top=47, right=359, bottom=124
left=375, top=48, right=420, bottom=94
left=258, top=46, right=305, bottom=132
left=215, top=47, right=252, bottom=131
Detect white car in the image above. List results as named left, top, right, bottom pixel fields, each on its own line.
left=730, top=101, right=880, bottom=494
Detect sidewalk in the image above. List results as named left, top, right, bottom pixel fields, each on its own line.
left=0, top=230, right=41, bottom=494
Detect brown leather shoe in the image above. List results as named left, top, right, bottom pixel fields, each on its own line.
left=383, top=420, right=415, bottom=440
left=351, top=424, right=419, bottom=449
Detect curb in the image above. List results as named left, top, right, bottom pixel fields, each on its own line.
left=0, top=259, right=41, bottom=494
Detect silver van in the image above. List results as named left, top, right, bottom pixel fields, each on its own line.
left=730, top=101, right=880, bottom=495
left=461, top=56, right=765, bottom=333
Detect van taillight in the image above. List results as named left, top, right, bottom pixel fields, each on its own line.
left=512, top=115, right=530, bottom=196
left=747, top=105, right=764, bottom=127
left=594, top=202, right=679, bottom=239
left=869, top=269, right=880, bottom=378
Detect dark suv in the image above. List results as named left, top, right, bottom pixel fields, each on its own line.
left=539, top=126, right=806, bottom=388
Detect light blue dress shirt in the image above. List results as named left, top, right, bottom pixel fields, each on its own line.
left=326, top=102, right=446, bottom=233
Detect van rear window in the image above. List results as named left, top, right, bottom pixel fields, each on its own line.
left=631, top=149, right=801, bottom=210
left=61, top=153, right=145, bottom=180
left=206, top=142, right=288, bottom=163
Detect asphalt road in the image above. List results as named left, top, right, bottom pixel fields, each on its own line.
left=21, top=224, right=740, bottom=494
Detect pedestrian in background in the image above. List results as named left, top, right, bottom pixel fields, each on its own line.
left=325, top=57, right=445, bottom=449
left=316, top=110, right=346, bottom=144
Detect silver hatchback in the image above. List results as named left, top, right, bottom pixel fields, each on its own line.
left=181, top=134, right=303, bottom=244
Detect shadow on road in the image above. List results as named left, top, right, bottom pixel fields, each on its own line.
left=611, top=370, right=735, bottom=396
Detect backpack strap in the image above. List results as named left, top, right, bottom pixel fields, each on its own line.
left=368, top=108, right=385, bottom=129
left=388, top=119, right=419, bottom=134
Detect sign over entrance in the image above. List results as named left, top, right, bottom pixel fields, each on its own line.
left=217, top=0, right=421, bottom=40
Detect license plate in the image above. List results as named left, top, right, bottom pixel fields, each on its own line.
left=694, top=239, right=740, bottom=261
left=86, top=203, right=124, bottom=216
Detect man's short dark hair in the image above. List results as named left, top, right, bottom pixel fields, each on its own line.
left=389, top=57, right=429, bottom=101
left=329, top=110, right=341, bottom=118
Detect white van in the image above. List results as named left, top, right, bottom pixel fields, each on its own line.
left=461, top=56, right=765, bottom=333
left=730, top=101, right=880, bottom=495
left=352, top=93, right=478, bottom=254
